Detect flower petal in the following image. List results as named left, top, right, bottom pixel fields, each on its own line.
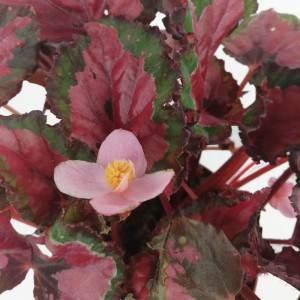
left=124, top=170, right=175, bottom=203
left=269, top=178, right=296, bottom=218
left=97, top=129, right=147, bottom=176
left=54, top=160, right=110, bottom=199
left=90, top=193, right=139, bottom=216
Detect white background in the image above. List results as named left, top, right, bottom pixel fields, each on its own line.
left=1, top=1, right=300, bottom=299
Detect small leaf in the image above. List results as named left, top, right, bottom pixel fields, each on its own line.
left=240, top=86, right=300, bottom=162
left=0, top=212, right=32, bottom=293
left=190, top=0, right=244, bottom=108
left=148, top=215, right=243, bottom=299
left=127, top=251, right=157, bottom=300
left=200, top=189, right=269, bottom=240
left=243, top=0, right=258, bottom=20
left=264, top=247, right=300, bottom=291
left=225, top=10, right=300, bottom=69
left=0, top=4, right=38, bottom=105
left=107, top=0, right=143, bottom=21
left=180, top=55, right=242, bottom=142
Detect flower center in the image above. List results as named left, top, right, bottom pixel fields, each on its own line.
left=104, top=160, right=135, bottom=190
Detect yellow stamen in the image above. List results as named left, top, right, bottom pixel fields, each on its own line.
left=104, top=160, right=135, bottom=190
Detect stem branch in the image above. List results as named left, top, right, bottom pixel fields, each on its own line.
left=196, top=146, right=248, bottom=195
left=266, top=238, right=292, bottom=245
left=182, top=181, right=198, bottom=201
left=232, top=157, right=288, bottom=188
left=237, top=64, right=259, bottom=98
left=264, top=167, right=293, bottom=206
left=159, top=195, right=173, bottom=215
left=3, top=104, right=21, bottom=115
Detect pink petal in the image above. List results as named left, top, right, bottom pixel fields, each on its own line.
left=268, top=178, right=296, bottom=218
left=54, top=160, right=110, bottom=199
left=90, top=193, right=139, bottom=216
left=97, top=129, right=147, bottom=176
left=123, top=170, right=175, bottom=203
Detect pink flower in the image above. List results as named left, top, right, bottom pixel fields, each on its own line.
left=54, top=129, right=174, bottom=216
left=268, top=178, right=296, bottom=218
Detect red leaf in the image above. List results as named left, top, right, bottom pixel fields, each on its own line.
left=0, top=0, right=105, bottom=41
left=199, top=58, right=243, bottom=126
left=54, top=261, right=116, bottom=300
left=0, top=212, right=32, bottom=293
left=201, top=189, right=269, bottom=240
left=108, top=0, right=143, bottom=21
left=190, top=0, right=244, bottom=107
left=41, top=244, right=116, bottom=300
left=241, top=86, right=300, bottom=162
left=136, top=122, right=168, bottom=170
left=225, top=10, right=300, bottom=68
left=0, top=127, right=64, bottom=224
left=0, top=0, right=143, bottom=41
left=265, top=247, right=300, bottom=290
left=128, top=252, right=157, bottom=300
left=0, top=5, right=38, bottom=104
left=70, top=22, right=167, bottom=168
left=33, top=224, right=121, bottom=300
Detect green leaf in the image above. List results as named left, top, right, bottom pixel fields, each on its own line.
left=179, top=49, right=198, bottom=110
left=243, top=0, right=258, bottom=20
left=184, top=0, right=211, bottom=33
left=148, top=215, right=243, bottom=299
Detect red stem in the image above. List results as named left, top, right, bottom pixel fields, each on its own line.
left=266, top=238, right=292, bottom=245
left=237, top=64, right=259, bottom=98
left=232, top=157, right=288, bottom=188
left=195, top=146, right=248, bottom=195
left=228, top=161, right=256, bottom=186
left=182, top=181, right=198, bottom=201
left=159, top=195, right=173, bottom=215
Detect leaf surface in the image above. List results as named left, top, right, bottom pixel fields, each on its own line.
left=0, top=113, right=66, bottom=225
left=225, top=10, right=300, bottom=68
left=148, top=216, right=243, bottom=299
left=0, top=4, right=38, bottom=105
left=0, top=212, right=32, bottom=293
left=33, top=221, right=123, bottom=300
left=0, top=0, right=143, bottom=41
left=241, top=86, right=300, bottom=162
left=190, top=0, right=244, bottom=108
